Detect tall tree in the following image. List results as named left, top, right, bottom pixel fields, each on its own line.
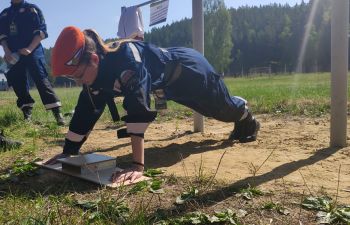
left=204, top=0, right=233, bottom=73
left=43, top=0, right=338, bottom=82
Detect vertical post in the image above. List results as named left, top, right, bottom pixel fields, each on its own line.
left=192, top=0, right=204, bottom=132
left=331, top=0, right=349, bottom=147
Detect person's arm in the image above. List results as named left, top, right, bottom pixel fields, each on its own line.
left=0, top=39, right=15, bottom=63
left=111, top=44, right=159, bottom=183
left=111, top=84, right=157, bottom=183
left=0, top=40, right=10, bottom=54
left=45, top=87, right=107, bottom=164
left=131, top=135, right=144, bottom=168
left=19, top=4, right=48, bottom=56
left=19, top=34, right=43, bottom=55
left=0, top=9, right=14, bottom=63
left=111, top=135, right=144, bottom=183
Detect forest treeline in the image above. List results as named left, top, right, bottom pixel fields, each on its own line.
left=144, top=0, right=336, bottom=76
left=1, top=0, right=344, bottom=86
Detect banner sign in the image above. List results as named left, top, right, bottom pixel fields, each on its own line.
left=150, top=0, right=169, bottom=26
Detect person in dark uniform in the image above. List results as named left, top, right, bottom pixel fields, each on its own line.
left=46, top=26, right=260, bottom=183
left=0, top=0, right=64, bottom=125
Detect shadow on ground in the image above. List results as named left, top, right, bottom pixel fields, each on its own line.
left=155, top=146, right=341, bottom=216
left=0, top=135, right=340, bottom=205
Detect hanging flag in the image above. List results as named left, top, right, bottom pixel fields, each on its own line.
left=150, top=0, right=169, bottom=26
left=117, top=6, right=144, bottom=39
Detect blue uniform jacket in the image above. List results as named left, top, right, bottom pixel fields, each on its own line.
left=63, top=41, right=246, bottom=154
left=0, top=1, right=48, bottom=51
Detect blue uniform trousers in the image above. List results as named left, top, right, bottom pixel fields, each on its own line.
left=5, top=46, right=60, bottom=110
left=163, top=48, right=247, bottom=122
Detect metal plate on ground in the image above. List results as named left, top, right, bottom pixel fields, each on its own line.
left=58, top=154, right=117, bottom=175
left=57, top=153, right=116, bottom=166
left=36, top=153, right=150, bottom=188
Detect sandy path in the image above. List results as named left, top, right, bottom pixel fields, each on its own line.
left=45, top=115, right=350, bottom=204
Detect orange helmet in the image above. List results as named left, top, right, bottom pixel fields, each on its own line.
left=51, top=26, right=85, bottom=77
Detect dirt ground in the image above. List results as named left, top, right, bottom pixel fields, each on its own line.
left=45, top=114, right=350, bottom=205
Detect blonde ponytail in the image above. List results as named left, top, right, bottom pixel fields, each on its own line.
left=83, top=29, right=109, bottom=55
left=83, top=29, right=139, bottom=55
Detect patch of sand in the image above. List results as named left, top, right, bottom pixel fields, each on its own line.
left=45, top=115, right=350, bottom=204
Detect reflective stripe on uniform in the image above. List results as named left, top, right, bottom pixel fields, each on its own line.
left=44, top=102, right=62, bottom=110
left=20, top=103, right=34, bottom=109
left=66, top=130, right=85, bottom=142
left=128, top=43, right=141, bottom=63
left=239, top=108, right=248, bottom=121
left=234, top=96, right=247, bottom=105
left=30, top=7, right=38, bottom=14
left=233, top=96, right=248, bottom=121
left=127, top=122, right=149, bottom=134
left=159, top=47, right=168, bottom=53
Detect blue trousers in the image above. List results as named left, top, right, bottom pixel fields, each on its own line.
left=163, top=48, right=247, bottom=122
left=6, top=46, right=61, bottom=110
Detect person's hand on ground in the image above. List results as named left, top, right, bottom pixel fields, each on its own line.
left=111, top=167, right=143, bottom=184
left=44, top=153, right=70, bottom=165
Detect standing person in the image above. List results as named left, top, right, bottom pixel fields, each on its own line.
left=0, top=0, right=64, bottom=125
left=46, top=26, right=260, bottom=183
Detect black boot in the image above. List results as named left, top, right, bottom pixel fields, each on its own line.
left=22, top=106, right=32, bottom=121
left=52, top=107, right=65, bottom=126
left=229, top=111, right=260, bottom=143
left=0, top=130, right=23, bottom=151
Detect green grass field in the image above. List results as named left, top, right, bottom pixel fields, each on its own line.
left=0, top=72, right=349, bottom=224
left=0, top=72, right=336, bottom=153
left=0, top=72, right=336, bottom=128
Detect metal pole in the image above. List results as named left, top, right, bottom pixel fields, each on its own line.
left=330, top=0, right=349, bottom=147
left=192, top=0, right=204, bottom=132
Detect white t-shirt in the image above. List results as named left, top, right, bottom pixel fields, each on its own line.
left=117, top=6, right=144, bottom=39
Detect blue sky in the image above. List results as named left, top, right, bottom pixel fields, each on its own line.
left=0, top=0, right=308, bottom=49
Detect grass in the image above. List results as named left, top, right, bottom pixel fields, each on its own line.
left=226, top=73, right=332, bottom=115
left=0, top=72, right=349, bottom=224
left=0, top=72, right=337, bottom=128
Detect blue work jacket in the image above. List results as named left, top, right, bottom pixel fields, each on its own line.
left=0, top=1, right=48, bottom=51
left=63, top=40, right=246, bottom=154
